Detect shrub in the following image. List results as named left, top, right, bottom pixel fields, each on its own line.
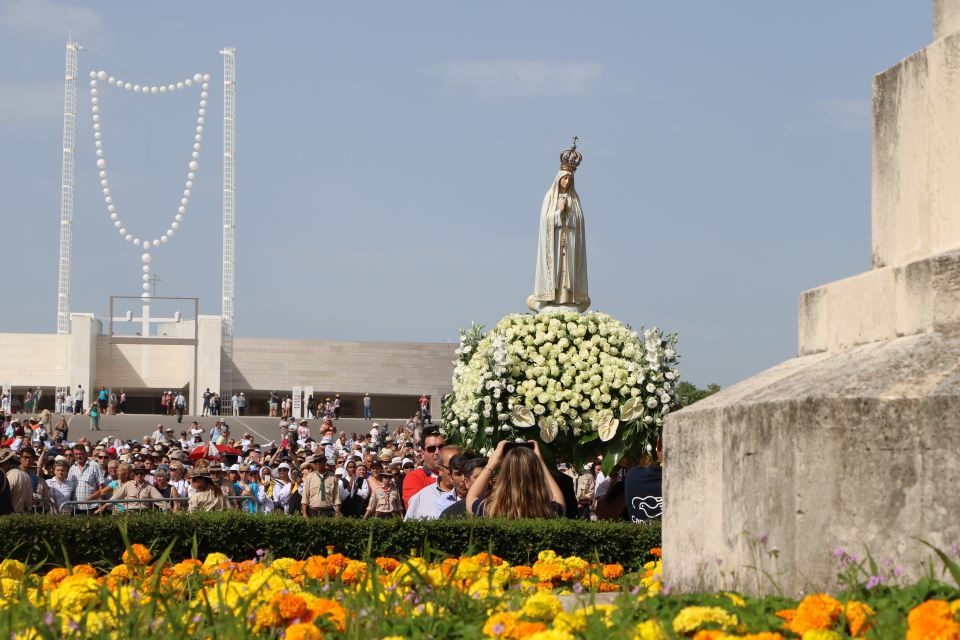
left=0, top=513, right=659, bottom=569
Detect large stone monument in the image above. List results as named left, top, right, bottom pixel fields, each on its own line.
left=665, top=0, right=960, bottom=594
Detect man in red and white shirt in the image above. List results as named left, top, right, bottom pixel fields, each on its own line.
left=402, top=427, right=444, bottom=509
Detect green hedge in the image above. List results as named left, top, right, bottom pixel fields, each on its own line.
left=1, top=513, right=659, bottom=570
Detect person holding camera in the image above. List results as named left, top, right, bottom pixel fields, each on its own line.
left=467, top=440, right=565, bottom=519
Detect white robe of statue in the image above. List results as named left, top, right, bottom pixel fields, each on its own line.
left=527, top=169, right=590, bottom=313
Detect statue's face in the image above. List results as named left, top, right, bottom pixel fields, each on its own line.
left=559, top=174, right=573, bottom=191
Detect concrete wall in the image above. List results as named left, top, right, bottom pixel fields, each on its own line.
left=935, top=0, right=960, bottom=40
left=872, top=31, right=960, bottom=269
left=0, top=333, right=65, bottom=387
left=229, top=338, right=455, bottom=415
left=94, top=340, right=193, bottom=390
left=0, top=323, right=455, bottom=415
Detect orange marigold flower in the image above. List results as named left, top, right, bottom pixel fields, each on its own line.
left=43, top=567, right=69, bottom=590
left=285, top=622, right=322, bottom=640
left=72, top=564, right=98, bottom=578
left=740, top=634, right=784, bottom=640
left=325, top=553, right=348, bottom=572
left=122, top=544, right=152, bottom=566
left=602, top=564, right=624, bottom=580
left=375, top=557, right=400, bottom=573
left=775, top=609, right=796, bottom=622
left=907, top=600, right=960, bottom=640
left=778, top=594, right=842, bottom=635
left=275, top=593, right=308, bottom=621
left=304, top=556, right=331, bottom=581
left=845, top=601, right=875, bottom=638
left=509, top=621, right=547, bottom=638
left=308, top=598, right=347, bottom=632
left=340, top=561, right=366, bottom=585
left=512, top=566, right=535, bottom=580
left=598, top=582, right=619, bottom=592
left=473, top=552, right=505, bottom=566
left=649, top=547, right=662, bottom=558
left=692, top=631, right=725, bottom=640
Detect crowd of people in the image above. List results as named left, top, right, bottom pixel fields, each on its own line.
left=0, top=410, right=662, bottom=523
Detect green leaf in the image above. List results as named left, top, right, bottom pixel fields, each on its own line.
left=917, top=538, right=960, bottom=587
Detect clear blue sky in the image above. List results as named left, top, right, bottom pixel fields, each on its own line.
left=0, top=1, right=933, bottom=388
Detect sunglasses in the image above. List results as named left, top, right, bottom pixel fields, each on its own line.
left=423, top=445, right=443, bottom=453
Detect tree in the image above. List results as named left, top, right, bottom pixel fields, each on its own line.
left=675, top=381, right=721, bottom=406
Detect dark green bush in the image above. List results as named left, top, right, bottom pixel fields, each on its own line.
left=0, top=513, right=659, bottom=569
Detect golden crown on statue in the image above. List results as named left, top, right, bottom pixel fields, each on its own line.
left=559, top=136, right=582, bottom=172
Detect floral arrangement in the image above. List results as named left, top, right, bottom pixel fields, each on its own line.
left=442, top=311, right=679, bottom=471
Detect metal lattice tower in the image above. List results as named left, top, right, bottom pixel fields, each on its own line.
left=219, top=47, right=237, bottom=398
left=56, top=40, right=81, bottom=335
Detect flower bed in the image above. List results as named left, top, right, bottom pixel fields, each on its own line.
left=2, top=544, right=959, bottom=639
left=442, top=312, right=679, bottom=472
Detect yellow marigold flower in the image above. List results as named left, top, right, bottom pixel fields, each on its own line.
left=122, top=543, right=152, bottom=566
left=12, top=628, right=41, bottom=640
left=740, top=634, right=784, bottom=640
left=553, top=611, right=587, bottom=633
left=907, top=600, right=960, bottom=640
left=0, top=559, right=25, bottom=580
left=203, top=552, right=230, bottom=568
left=285, top=622, right=323, bottom=640
left=0, top=578, right=19, bottom=599
left=483, top=612, right=519, bottom=638
left=253, top=604, right=282, bottom=632
left=525, top=629, right=575, bottom=640
left=520, top=592, right=563, bottom=620
left=537, top=550, right=559, bottom=563
left=634, top=619, right=669, bottom=640
left=50, top=583, right=100, bottom=617
left=672, top=606, right=739, bottom=635
left=723, top=592, right=746, bottom=607
left=800, top=631, right=842, bottom=640
left=382, top=637, right=406, bottom=640
left=844, top=601, right=875, bottom=638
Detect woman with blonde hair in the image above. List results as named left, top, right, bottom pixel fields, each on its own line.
left=467, top=440, right=565, bottom=519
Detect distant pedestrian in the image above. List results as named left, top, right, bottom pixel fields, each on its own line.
left=363, top=393, right=372, bottom=420
left=238, top=392, right=247, bottom=416
left=89, top=403, right=100, bottom=431
left=202, top=388, right=212, bottom=416
left=118, top=390, right=127, bottom=414
left=73, top=385, right=84, bottom=414
left=174, top=392, right=186, bottom=423
left=334, top=394, right=342, bottom=420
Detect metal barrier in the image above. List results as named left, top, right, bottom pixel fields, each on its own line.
left=55, top=495, right=258, bottom=515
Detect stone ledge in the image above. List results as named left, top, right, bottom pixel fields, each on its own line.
left=799, top=248, right=960, bottom=355
left=664, top=329, right=960, bottom=595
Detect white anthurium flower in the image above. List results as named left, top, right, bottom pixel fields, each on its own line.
left=619, top=396, right=644, bottom=422
left=539, top=416, right=559, bottom=443
left=595, top=411, right=619, bottom=442
left=510, top=405, right=536, bottom=428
